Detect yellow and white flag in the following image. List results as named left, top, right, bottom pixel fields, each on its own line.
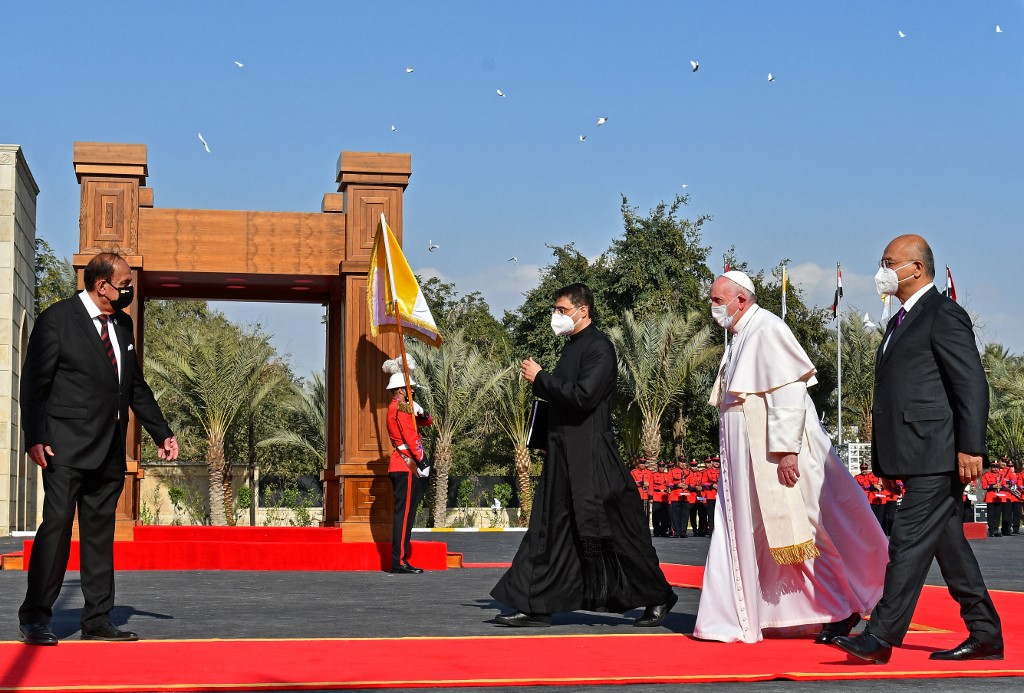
left=781, top=265, right=788, bottom=321
left=367, top=213, right=443, bottom=346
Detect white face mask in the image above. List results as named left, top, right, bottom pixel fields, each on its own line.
left=874, top=261, right=914, bottom=296
left=550, top=306, right=582, bottom=336
left=710, top=297, right=738, bottom=329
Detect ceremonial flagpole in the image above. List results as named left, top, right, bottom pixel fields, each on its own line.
left=836, top=261, right=843, bottom=448
left=380, top=214, right=420, bottom=475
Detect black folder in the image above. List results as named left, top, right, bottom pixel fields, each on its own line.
left=526, top=399, right=549, bottom=450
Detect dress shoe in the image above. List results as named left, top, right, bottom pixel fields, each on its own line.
left=494, top=611, right=552, bottom=627
left=634, top=591, right=678, bottom=627
left=19, top=622, right=57, bottom=646
left=402, top=563, right=424, bottom=574
left=815, top=613, right=861, bottom=644
left=832, top=632, right=892, bottom=664
left=390, top=564, right=421, bottom=574
left=929, top=637, right=1003, bottom=661
left=81, top=623, right=138, bottom=642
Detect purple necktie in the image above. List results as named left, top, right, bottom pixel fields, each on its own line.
left=894, top=308, right=906, bottom=328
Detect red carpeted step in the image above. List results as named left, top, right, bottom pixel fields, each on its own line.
left=133, top=526, right=345, bottom=542
left=20, top=539, right=447, bottom=571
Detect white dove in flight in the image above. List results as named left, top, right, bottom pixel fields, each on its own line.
left=197, top=132, right=210, bottom=153
left=767, top=73, right=775, bottom=82
left=234, top=61, right=244, bottom=68
left=496, top=88, right=506, bottom=97
left=428, top=240, right=439, bottom=252
left=405, top=66, right=414, bottom=73
left=680, top=184, right=689, bottom=189
left=898, top=30, right=906, bottom=38
left=596, top=116, right=608, bottom=126
left=508, top=256, right=518, bottom=263
left=390, top=125, right=397, bottom=132
left=579, top=135, right=587, bottom=142
left=690, top=60, right=699, bottom=72
left=996, top=25, right=1003, bottom=33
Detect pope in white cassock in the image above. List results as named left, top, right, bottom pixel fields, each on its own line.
left=694, top=271, right=888, bottom=644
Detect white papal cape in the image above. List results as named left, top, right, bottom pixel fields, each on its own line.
left=694, top=305, right=888, bottom=643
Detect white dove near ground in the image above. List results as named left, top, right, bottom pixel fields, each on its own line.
left=690, top=60, right=699, bottom=72
left=767, top=73, right=775, bottom=82
left=898, top=30, right=906, bottom=38
left=596, top=117, right=608, bottom=126
left=491, top=498, right=502, bottom=510
left=428, top=240, right=439, bottom=252
left=197, top=132, right=210, bottom=153
left=234, top=61, right=244, bottom=68
left=508, top=257, right=518, bottom=263
left=496, top=89, right=506, bottom=97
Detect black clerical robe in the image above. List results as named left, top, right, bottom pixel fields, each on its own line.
left=491, top=324, right=673, bottom=614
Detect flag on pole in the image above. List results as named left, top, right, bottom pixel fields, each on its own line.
left=781, top=265, right=788, bottom=321
left=830, top=263, right=843, bottom=321
left=367, top=213, right=443, bottom=346
left=944, top=265, right=957, bottom=302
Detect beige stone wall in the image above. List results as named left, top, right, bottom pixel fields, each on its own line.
left=0, top=145, right=38, bottom=536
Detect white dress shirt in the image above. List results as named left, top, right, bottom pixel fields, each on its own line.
left=78, top=290, right=122, bottom=381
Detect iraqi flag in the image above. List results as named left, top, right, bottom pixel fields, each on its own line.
left=830, top=263, right=843, bottom=321
left=944, top=265, right=957, bottom=302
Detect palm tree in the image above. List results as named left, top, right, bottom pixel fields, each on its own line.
left=840, top=308, right=884, bottom=442
left=259, top=371, right=327, bottom=469
left=492, top=364, right=534, bottom=526
left=407, top=332, right=511, bottom=527
left=149, top=328, right=284, bottom=526
left=609, top=310, right=716, bottom=460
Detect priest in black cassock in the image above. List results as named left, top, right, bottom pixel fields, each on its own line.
left=491, top=283, right=677, bottom=627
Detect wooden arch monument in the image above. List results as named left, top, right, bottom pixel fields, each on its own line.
left=72, top=142, right=406, bottom=542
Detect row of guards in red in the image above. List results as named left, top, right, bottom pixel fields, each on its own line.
left=630, top=456, right=721, bottom=539
left=979, top=456, right=1024, bottom=538
left=854, top=464, right=905, bottom=537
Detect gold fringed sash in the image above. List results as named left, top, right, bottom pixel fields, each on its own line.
left=741, top=393, right=819, bottom=566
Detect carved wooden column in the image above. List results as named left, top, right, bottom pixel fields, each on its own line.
left=71, top=142, right=148, bottom=540
left=334, top=152, right=410, bottom=542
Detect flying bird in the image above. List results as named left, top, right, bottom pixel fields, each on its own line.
left=405, top=66, right=414, bottom=73
left=863, top=312, right=876, bottom=329
left=234, top=61, right=244, bottom=68
left=596, top=116, right=608, bottom=126
left=390, top=125, right=397, bottom=132
left=508, top=256, right=518, bottom=263
left=428, top=240, right=439, bottom=252
left=579, top=135, right=587, bottom=142
left=898, top=30, right=906, bottom=38
left=491, top=498, right=502, bottom=510
left=496, top=88, right=506, bottom=97
left=767, top=73, right=775, bottom=82
left=197, top=132, right=210, bottom=153
left=680, top=184, right=689, bottom=189
left=996, top=25, right=1003, bottom=33
left=690, top=60, right=699, bottom=72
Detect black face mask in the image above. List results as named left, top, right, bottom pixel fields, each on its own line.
left=109, top=285, right=134, bottom=310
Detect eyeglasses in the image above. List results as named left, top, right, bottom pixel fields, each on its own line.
left=553, top=304, right=579, bottom=315
left=878, top=258, right=919, bottom=269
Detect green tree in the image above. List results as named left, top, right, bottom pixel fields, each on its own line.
left=609, top=310, right=716, bottom=459
left=604, top=195, right=714, bottom=320
left=258, top=371, right=327, bottom=474
left=837, top=308, right=884, bottom=442
left=407, top=333, right=510, bottom=527
left=34, top=237, right=77, bottom=314
left=419, top=276, right=509, bottom=358
left=148, top=326, right=285, bottom=526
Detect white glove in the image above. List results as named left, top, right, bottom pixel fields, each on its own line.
left=418, top=466, right=431, bottom=478
left=413, top=401, right=425, bottom=416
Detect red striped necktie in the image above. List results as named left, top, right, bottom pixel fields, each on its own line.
left=97, top=314, right=118, bottom=377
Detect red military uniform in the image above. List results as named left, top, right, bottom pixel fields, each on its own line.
left=631, top=467, right=653, bottom=501
left=702, top=463, right=720, bottom=535
left=668, top=465, right=687, bottom=538
left=982, top=465, right=1011, bottom=537
left=386, top=397, right=432, bottom=571
left=650, top=468, right=671, bottom=537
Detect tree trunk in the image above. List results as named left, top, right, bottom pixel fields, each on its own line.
left=222, top=465, right=235, bottom=526
left=432, top=437, right=453, bottom=528
left=641, top=417, right=661, bottom=461
left=207, top=432, right=228, bottom=526
left=513, top=443, right=532, bottom=527
left=672, top=407, right=688, bottom=458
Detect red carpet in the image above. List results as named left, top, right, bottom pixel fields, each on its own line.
left=20, top=526, right=448, bottom=572
left=2, top=565, right=1022, bottom=692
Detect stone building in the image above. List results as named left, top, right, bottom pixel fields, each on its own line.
left=0, top=144, right=39, bottom=535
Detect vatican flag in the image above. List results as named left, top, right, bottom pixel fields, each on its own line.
left=367, top=213, right=443, bottom=346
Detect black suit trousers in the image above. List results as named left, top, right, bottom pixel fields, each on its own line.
left=866, top=473, right=1002, bottom=647
left=389, top=471, right=423, bottom=568
left=20, top=433, right=123, bottom=630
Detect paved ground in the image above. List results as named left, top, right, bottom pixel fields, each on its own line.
left=1, top=530, right=1022, bottom=692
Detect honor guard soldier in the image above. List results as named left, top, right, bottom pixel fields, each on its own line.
left=702, top=457, right=720, bottom=537
left=650, top=462, right=671, bottom=537
left=668, top=457, right=689, bottom=538
left=982, top=458, right=1011, bottom=537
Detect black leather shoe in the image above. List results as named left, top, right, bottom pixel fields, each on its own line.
left=494, top=611, right=552, bottom=627
left=402, top=563, right=424, bottom=574
left=634, top=591, right=678, bottom=627
left=929, top=637, right=1004, bottom=661
left=390, top=564, right=421, bottom=574
left=81, top=623, right=139, bottom=642
left=19, top=622, right=57, bottom=646
left=815, top=613, right=861, bottom=644
left=833, top=632, right=892, bottom=664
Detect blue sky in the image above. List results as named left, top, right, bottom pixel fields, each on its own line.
left=5, top=1, right=1022, bottom=377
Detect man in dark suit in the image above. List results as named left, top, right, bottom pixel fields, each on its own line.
left=834, top=235, right=1002, bottom=663
left=18, top=252, right=178, bottom=645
